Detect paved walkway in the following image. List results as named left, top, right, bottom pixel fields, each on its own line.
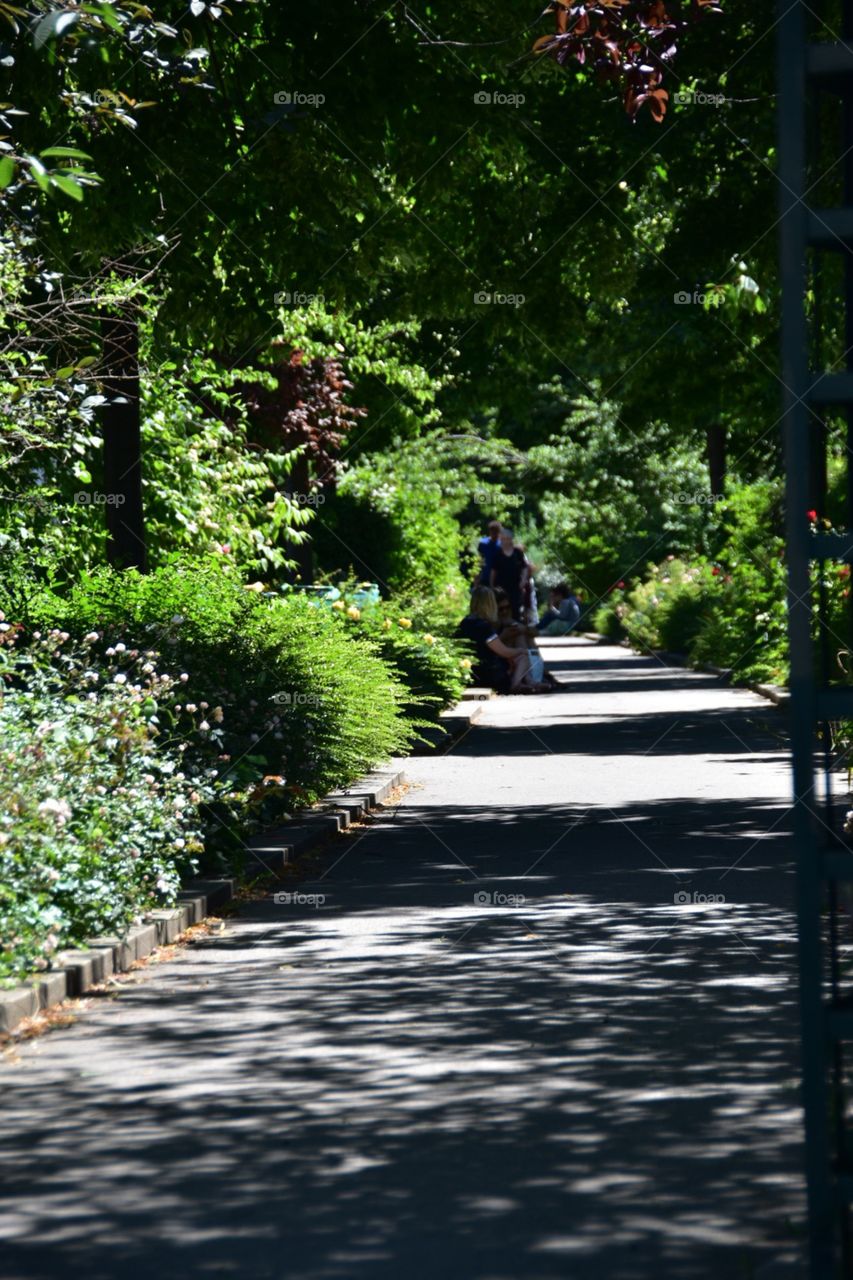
left=0, top=639, right=807, bottom=1279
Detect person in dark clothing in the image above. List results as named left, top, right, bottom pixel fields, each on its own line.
left=490, top=529, right=527, bottom=621
left=494, top=588, right=558, bottom=688
left=456, top=586, right=550, bottom=693
left=477, top=520, right=503, bottom=586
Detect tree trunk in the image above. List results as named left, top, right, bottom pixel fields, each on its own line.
left=101, top=310, right=146, bottom=571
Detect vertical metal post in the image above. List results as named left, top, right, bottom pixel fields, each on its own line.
left=778, top=2, right=836, bottom=1274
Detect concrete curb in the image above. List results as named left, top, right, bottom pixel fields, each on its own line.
left=410, top=700, right=485, bottom=754
left=0, top=764, right=406, bottom=1037
left=601, top=639, right=791, bottom=710
left=244, top=765, right=406, bottom=869
left=750, top=682, right=790, bottom=707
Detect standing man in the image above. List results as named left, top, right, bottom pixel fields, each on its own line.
left=490, top=528, right=528, bottom=622
left=477, top=520, right=503, bottom=586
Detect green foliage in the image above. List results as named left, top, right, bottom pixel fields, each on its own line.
left=617, top=558, right=715, bottom=655
left=316, top=436, right=470, bottom=596
left=0, top=629, right=215, bottom=986
left=321, top=582, right=470, bottom=711
left=141, top=349, right=312, bottom=575
left=689, top=480, right=788, bottom=682
left=271, top=303, right=446, bottom=457
left=1, top=557, right=420, bottom=845
left=0, top=326, right=317, bottom=578
left=592, top=593, right=627, bottom=641
left=526, top=388, right=711, bottom=599
left=593, top=480, right=790, bottom=684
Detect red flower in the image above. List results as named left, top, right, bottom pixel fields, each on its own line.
left=711, top=566, right=720, bottom=576
left=840, top=566, right=850, bottom=579
left=807, top=509, right=818, bottom=522
left=616, top=580, right=625, bottom=589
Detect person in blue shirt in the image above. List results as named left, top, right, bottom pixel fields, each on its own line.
left=477, top=520, right=503, bottom=586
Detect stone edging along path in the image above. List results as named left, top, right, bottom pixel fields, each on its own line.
left=0, top=763, right=408, bottom=1038
left=591, top=634, right=792, bottom=709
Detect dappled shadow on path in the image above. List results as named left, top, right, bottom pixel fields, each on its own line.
left=448, top=704, right=786, bottom=759
left=0, top=646, right=807, bottom=1280
left=0, top=795, right=805, bottom=1280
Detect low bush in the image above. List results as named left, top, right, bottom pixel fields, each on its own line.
left=689, top=481, right=788, bottom=682
left=0, top=557, right=421, bottom=867
left=619, top=558, right=715, bottom=656
left=0, top=628, right=215, bottom=986
left=319, top=582, right=470, bottom=711
left=592, top=593, right=627, bottom=641
left=592, top=481, right=791, bottom=684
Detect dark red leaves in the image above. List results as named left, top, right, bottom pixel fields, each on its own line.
left=536, top=0, right=721, bottom=121
left=217, top=344, right=367, bottom=489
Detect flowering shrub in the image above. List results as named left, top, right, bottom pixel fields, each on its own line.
left=689, top=557, right=788, bottom=683
left=617, top=558, right=716, bottom=655
left=689, top=481, right=788, bottom=683
left=0, top=628, right=216, bottom=986
left=592, top=482, right=790, bottom=683
left=1, top=559, right=420, bottom=858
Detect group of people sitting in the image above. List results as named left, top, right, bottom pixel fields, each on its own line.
left=454, top=521, right=584, bottom=695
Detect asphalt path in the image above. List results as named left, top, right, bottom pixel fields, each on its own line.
left=0, top=638, right=807, bottom=1280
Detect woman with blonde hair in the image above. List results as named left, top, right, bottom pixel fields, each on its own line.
left=456, top=586, right=550, bottom=693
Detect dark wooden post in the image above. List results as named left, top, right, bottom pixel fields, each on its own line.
left=101, top=309, right=146, bottom=571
